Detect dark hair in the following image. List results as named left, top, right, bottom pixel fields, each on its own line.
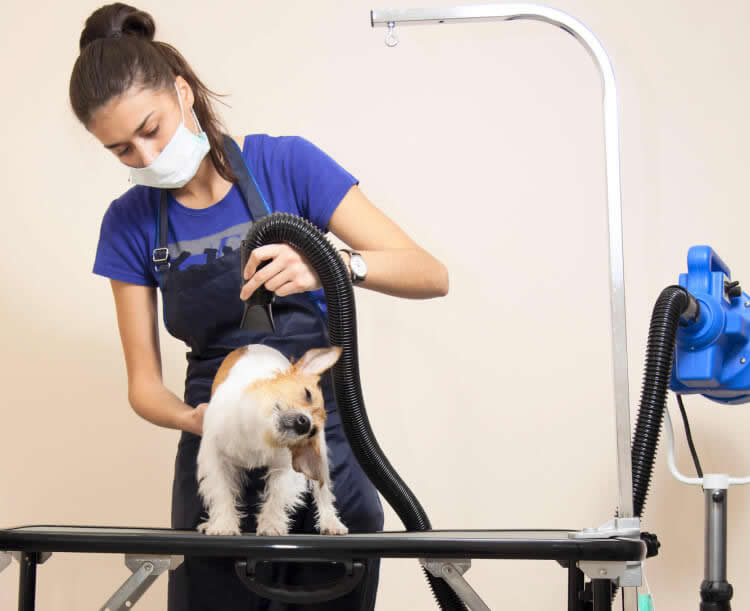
left=69, top=3, right=236, bottom=183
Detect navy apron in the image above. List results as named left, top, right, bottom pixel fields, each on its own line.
left=159, top=136, right=384, bottom=611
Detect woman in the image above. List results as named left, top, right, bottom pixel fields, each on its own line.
left=70, top=4, right=448, bottom=610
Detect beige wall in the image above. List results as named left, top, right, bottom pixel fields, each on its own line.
left=2, top=0, right=750, bottom=608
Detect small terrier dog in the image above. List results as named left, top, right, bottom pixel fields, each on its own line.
left=196, top=344, right=348, bottom=537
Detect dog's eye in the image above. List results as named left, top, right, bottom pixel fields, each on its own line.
left=304, top=388, right=312, bottom=402
left=274, top=403, right=281, bottom=412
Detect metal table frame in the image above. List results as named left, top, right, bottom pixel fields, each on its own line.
left=0, top=526, right=644, bottom=610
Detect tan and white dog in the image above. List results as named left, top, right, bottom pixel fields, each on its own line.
left=196, top=344, right=348, bottom=537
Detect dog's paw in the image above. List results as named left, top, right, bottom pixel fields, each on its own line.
left=255, top=518, right=289, bottom=537
left=197, top=519, right=242, bottom=536
left=319, top=518, right=348, bottom=536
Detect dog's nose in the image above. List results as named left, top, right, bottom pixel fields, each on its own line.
left=293, top=414, right=311, bottom=435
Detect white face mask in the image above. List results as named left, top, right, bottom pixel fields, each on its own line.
left=129, top=82, right=211, bottom=189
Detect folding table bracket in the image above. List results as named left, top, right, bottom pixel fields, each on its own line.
left=571, top=517, right=642, bottom=587
left=421, top=558, right=490, bottom=611
left=0, top=550, right=10, bottom=573
left=100, top=554, right=183, bottom=611
left=0, top=551, right=53, bottom=574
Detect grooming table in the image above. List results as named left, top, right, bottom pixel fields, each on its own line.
left=0, top=525, right=644, bottom=610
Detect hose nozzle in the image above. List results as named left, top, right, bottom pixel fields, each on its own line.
left=240, top=239, right=275, bottom=333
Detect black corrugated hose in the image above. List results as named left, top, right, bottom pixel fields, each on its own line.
left=631, top=284, right=698, bottom=518
left=242, top=213, right=466, bottom=610
left=606, top=285, right=698, bottom=604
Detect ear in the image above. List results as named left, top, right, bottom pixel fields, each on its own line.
left=294, top=347, right=342, bottom=377
left=291, top=441, right=324, bottom=484
left=175, top=75, right=195, bottom=108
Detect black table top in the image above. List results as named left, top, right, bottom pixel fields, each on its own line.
left=0, top=526, right=645, bottom=561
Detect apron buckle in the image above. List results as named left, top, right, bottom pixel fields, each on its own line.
left=152, top=247, right=170, bottom=271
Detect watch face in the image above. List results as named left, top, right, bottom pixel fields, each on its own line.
left=351, top=255, right=367, bottom=278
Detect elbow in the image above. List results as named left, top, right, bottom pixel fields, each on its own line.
left=127, top=384, right=144, bottom=417
left=127, top=376, right=159, bottom=419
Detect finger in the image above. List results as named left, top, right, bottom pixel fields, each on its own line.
left=244, top=244, right=282, bottom=280
left=273, top=280, right=301, bottom=297
left=240, top=255, right=286, bottom=300
left=263, top=267, right=296, bottom=293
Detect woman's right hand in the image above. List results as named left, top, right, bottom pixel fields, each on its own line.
left=183, top=402, right=209, bottom=436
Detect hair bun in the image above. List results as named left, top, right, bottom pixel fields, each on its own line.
left=79, top=3, right=156, bottom=52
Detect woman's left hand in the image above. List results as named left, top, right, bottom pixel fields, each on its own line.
left=240, top=243, right=322, bottom=300
left=184, top=402, right=209, bottom=436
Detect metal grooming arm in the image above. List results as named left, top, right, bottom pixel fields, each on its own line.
left=370, top=4, right=639, bottom=609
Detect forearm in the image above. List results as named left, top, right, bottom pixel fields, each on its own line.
left=326, top=187, right=450, bottom=299
left=128, top=379, right=196, bottom=434
left=342, top=248, right=449, bottom=299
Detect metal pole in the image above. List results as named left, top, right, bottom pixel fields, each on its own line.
left=568, top=565, right=585, bottom=611
left=18, top=552, right=37, bottom=611
left=370, top=3, right=634, bottom=521
left=706, top=489, right=727, bottom=583
left=701, top=488, right=733, bottom=610
left=592, top=579, right=613, bottom=611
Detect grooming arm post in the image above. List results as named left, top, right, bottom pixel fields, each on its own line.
left=371, top=0, right=633, bottom=524
left=371, top=5, right=637, bottom=608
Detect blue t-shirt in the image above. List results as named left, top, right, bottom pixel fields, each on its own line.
left=92, top=134, right=358, bottom=316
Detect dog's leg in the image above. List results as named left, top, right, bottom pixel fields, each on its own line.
left=312, top=432, right=348, bottom=535
left=196, top=441, right=245, bottom=536
left=311, top=480, right=348, bottom=535
left=255, top=467, right=306, bottom=536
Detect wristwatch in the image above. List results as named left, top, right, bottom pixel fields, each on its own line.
left=340, top=249, right=367, bottom=285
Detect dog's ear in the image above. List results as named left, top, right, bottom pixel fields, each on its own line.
left=294, top=347, right=342, bottom=377
left=291, top=440, right=324, bottom=484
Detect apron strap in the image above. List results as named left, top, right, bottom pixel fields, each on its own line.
left=152, top=135, right=271, bottom=287
left=223, top=134, right=272, bottom=220
left=153, top=190, right=170, bottom=281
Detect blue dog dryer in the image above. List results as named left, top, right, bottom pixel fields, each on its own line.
left=630, top=245, right=750, bottom=611
left=672, top=246, right=750, bottom=404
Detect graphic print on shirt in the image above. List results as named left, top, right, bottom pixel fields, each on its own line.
left=167, top=221, right=252, bottom=271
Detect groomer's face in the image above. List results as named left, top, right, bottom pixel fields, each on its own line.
left=87, top=76, right=195, bottom=169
